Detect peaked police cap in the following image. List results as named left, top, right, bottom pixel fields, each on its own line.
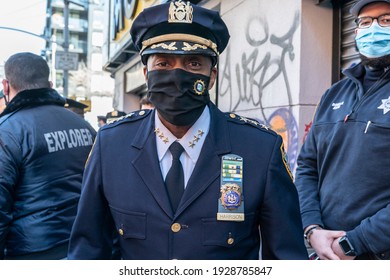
left=130, top=0, right=230, bottom=64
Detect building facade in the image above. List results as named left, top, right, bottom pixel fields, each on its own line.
left=102, top=0, right=359, bottom=173
left=44, top=0, right=89, bottom=94
left=44, top=0, right=114, bottom=106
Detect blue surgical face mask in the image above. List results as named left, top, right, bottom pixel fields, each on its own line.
left=355, top=22, right=390, bottom=58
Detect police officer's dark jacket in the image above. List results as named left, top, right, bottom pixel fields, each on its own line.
left=296, top=63, right=390, bottom=259
left=68, top=103, right=308, bottom=260
left=0, top=88, right=96, bottom=259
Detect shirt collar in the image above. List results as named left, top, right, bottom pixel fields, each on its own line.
left=155, top=106, right=210, bottom=162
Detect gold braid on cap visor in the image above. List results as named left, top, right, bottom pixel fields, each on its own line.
left=141, top=33, right=219, bottom=55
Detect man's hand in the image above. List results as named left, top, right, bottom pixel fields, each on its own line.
left=309, top=229, right=345, bottom=260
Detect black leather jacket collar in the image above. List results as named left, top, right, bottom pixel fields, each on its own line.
left=0, top=88, right=65, bottom=117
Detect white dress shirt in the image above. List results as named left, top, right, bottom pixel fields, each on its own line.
left=155, top=106, right=210, bottom=187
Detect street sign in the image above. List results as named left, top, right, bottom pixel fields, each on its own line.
left=55, top=51, right=79, bottom=70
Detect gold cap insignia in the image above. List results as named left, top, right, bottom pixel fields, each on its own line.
left=168, top=1, right=193, bottom=24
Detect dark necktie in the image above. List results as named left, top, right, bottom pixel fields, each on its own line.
left=165, top=141, right=185, bottom=212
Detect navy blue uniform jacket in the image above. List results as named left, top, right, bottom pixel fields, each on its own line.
left=68, top=103, right=307, bottom=260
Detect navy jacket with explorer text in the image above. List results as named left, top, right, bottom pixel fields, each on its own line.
left=0, top=88, right=96, bottom=259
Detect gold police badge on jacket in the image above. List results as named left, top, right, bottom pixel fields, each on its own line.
left=217, top=154, right=245, bottom=221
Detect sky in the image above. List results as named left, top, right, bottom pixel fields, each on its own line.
left=0, top=0, right=114, bottom=128
left=0, top=0, right=47, bottom=76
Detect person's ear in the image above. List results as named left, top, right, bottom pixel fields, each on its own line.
left=208, top=67, right=217, bottom=90
left=143, top=66, right=148, bottom=82
left=2, top=79, right=9, bottom=95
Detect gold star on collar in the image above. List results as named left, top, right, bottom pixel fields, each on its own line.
left=154, top=127, right=205, bottom=147
left=187, top=129, right=204, bottom=148
left=154, top=128, right=170, bottom=144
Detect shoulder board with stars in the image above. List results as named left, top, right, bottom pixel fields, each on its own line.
left=226, top=112, right=273, bottom=132
left=105, top=109, right=151, bottom=126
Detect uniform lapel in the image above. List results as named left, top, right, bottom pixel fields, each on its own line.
left=131, top=111, right=174, bottom=218
left=176, top=104, right=231, bottom=216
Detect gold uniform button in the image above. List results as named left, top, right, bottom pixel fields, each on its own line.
left=118, top=229, right=124, bottom=236
left=229, top=113, right=236, bottom=119
left=171, top=223, right=181, bottom=233
left=139, top=110, right=145, bottom=116
left=227, top=237, right=234, bottom=245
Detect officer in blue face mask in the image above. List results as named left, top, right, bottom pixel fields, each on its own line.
left=354, top=0, right=390, bottom=64
left=295, top=0, right=390, bottom=260
left=68, top=0, right=308, bottom=260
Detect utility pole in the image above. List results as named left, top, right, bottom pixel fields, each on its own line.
left=62, top=0, right=87, bottom=98
left=63, top=0, right=70, bottom=98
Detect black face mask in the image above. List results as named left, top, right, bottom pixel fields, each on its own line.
left=147, top=68, right=211, bottom=126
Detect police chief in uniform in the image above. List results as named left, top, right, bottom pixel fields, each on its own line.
left=68, top=0, right=308, bottom=260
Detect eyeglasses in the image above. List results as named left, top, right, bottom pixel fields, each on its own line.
left=355, top=14, right=390, bottom=29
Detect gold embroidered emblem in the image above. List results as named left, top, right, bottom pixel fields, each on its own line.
left=168, top=0, right=193, bottom=23
left=182, top=42, right=207, bottom=51
left=150, top=42, right=177, bottom=50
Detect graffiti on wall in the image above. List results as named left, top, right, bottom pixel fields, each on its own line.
left=219, top=11, right=300, bottom=171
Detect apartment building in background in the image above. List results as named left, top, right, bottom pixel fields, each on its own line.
left=43, top=0, right=114, bottom=128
